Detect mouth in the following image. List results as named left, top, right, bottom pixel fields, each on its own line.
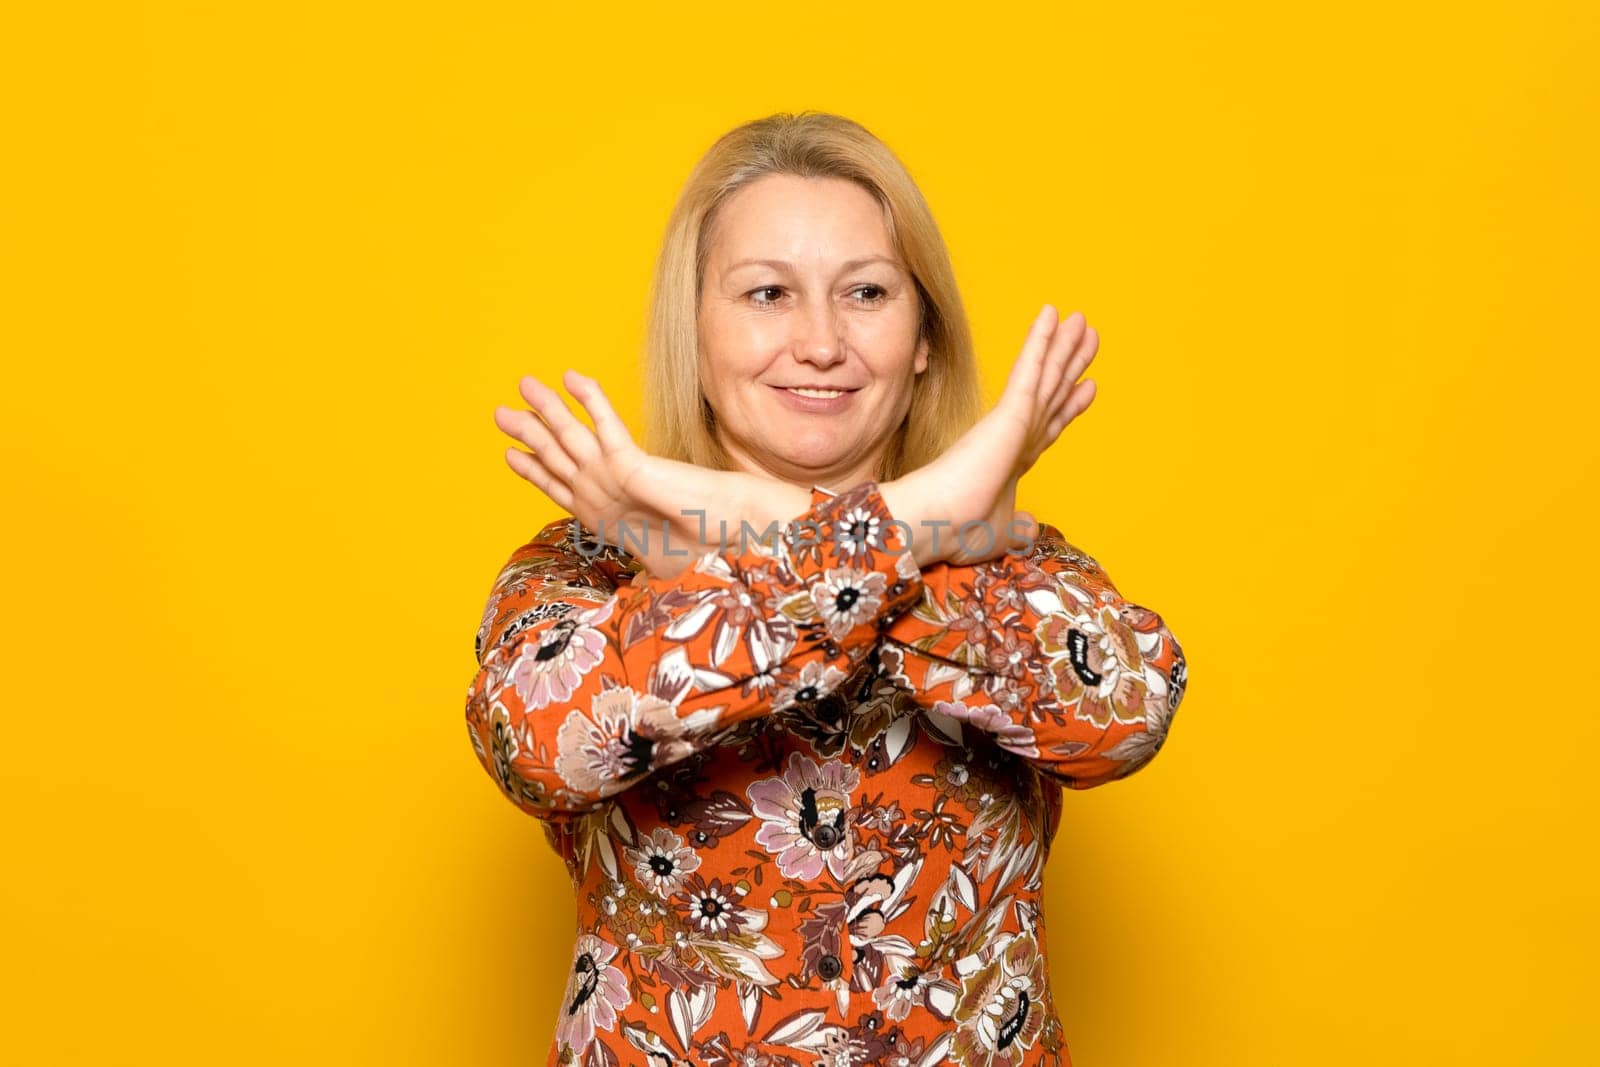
left=775, top=386, right=859, bottom=398
left=770, top=383, right=860, bottom=414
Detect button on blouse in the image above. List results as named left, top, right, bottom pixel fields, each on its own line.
left=464, top=480, right=1189, bottom=1067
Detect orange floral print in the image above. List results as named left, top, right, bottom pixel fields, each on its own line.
left=464, top=481, right=1188, bottom=1066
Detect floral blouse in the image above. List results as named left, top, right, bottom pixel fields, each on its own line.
left=464, top=481, right=1188, bottom=1067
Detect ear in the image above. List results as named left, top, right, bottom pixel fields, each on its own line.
left=913, top=332, right=930, bottom=375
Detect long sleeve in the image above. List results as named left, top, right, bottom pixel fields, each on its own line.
left=881, top=521, right=1188, bottom=789
left=463, top=481, right=924, bottom=824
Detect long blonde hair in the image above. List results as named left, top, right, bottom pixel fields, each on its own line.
left=641, top=111, right=983, bottom=482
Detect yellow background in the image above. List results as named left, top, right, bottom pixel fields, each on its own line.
left=4, top=1, right=1595, bottom=1063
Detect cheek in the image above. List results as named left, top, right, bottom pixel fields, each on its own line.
left=853, top=313, right=923, bottom=375
left=702, top=314, right=779, bottom=375
left=698, top=319, right=751, bottom=397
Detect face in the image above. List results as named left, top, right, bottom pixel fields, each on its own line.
left=697, top=173, right=930, bottom=490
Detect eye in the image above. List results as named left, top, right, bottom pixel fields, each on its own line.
left=851, top=285, right=888, bottom=304
left=748, top=286, right=784, bottom=307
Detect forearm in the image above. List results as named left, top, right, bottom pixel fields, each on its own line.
left=467, top=485, right=927, bottom=822
left=882, top=524, right=1189, bottom=787
left=876, top=473, right=945, bottom=569
left=716, top=470, right=970, bottom=571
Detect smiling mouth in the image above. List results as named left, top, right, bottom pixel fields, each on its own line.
left=778, top=386, right=857, bottom=398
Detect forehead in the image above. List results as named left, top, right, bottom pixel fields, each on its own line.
left=706, top=173, right=896, bottom=265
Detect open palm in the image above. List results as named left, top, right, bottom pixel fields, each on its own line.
left=494, top=371, right=803, bottom=581
left=888, top=304, right=1099, bottom=567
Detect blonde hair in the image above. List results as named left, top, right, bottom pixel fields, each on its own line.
left=640, top=111, right=983, bottom=483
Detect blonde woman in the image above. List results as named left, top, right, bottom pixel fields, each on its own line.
left=467, top=111, right=1188, bottom=1067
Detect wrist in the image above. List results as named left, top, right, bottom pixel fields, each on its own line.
left=735, top=478, right=810, bottom=534
left=877, top=473, right=941, bottom=569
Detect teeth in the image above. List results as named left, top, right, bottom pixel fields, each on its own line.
left=789, top=388, right=845, bottom=398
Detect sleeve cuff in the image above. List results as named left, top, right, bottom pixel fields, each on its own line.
left=772, top=480, right=923, bottom=660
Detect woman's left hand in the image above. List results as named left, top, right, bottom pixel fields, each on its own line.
left=881, top=304, right=1099, bottom=568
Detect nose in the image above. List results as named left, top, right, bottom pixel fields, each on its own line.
left=792, top=297, right=845, bottom=369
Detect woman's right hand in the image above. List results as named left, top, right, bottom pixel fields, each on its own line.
left=495, top=371, right=811, bottom=582
left=880, top=304, right=1100, bottom=568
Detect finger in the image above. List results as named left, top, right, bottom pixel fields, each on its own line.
left=504, top=446, right=576, bottom=512
left=563, top=369, right=636, bottom=457
left=1000, top=304, right=1059, bottom=407
left=1043, top=324, right=1097, bottom=419
left=1044, top=379, right=1096, bottom=440
left=494, top=403, right=579, bottom=484
left=505, top=444, right=576, bottom=508
left=503, top=445, right=577, bottom=511
left=519, top=373, right=603, bottom=470
left=1054, top=324, right=1099, bottom=409
left=1035, top=311, right=1086, bottom=415
left=1022, top=379, right=1098, bottom=471
left=516, top=375, right=580, bottom=436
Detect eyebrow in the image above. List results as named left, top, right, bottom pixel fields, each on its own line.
left=722, top=255, right=904, bottom=276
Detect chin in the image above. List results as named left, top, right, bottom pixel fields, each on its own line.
left=796, top=428, right=858, bottom=460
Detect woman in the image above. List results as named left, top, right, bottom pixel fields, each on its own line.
left=465, top=112, right=1188, bottom=1067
